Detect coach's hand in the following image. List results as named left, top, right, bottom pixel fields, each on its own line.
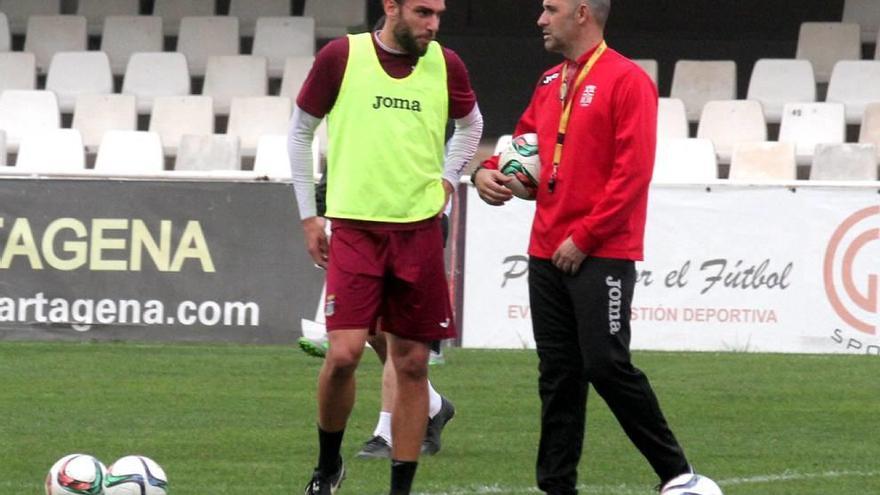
left=474, top=168, right=514, bottom=206
left=302, top=216, right=329, bottom=269
left=552, top=236, right=587, bottom=275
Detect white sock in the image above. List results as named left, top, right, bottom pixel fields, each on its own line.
left=428, top=380, right=442, bottom=418
left=373, top=411, right=392, bottom=444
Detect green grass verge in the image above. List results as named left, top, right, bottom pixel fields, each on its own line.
left=0, top=341, right=877, bottom=494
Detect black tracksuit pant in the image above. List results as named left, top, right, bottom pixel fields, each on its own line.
left=528, top=257, right=689, bottom=495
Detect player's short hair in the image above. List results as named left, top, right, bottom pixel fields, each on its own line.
left=584, top=0, right=610, bottom=28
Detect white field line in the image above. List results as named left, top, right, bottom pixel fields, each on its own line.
left=414, top=469, right=880, bottom=495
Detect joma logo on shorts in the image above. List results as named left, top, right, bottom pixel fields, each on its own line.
left=606, top=276, right=623, bottom=335
left=372, top=95, right=422, bottom=112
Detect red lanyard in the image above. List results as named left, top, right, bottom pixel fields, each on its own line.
left=548, top=41, right=607, bottom=193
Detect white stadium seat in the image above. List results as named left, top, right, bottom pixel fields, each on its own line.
left=229, top=0, right=291, bottom=37
left=202, top=55, right=269, bottom=115
left=175, top=134, right=240, bottom=171
left=746, top=59, right=816, bottom=124
left=633, top=59, right=658, bottom=86
left=226, top=96, right=292, bottom=157
left=696, top=100, right=767, bottom=164
left=72, top=94, right=137, bottom=153
left=778, top=102, right=846, bottom=166
left=0, top=11, right=10, bottom=51
left=94, top=130, right=164, bottom=174
left=652, top=138, right=717, bottom=183
left=15, top=128, right=85, bottom=173
left=122, top=52, right=191, bottom=113
left=657, top=98, right=689, bottom=141
left=76, top=0, right=139, bottom=36
left=0, top=52, right=37, bottom=91
left=45, top=51, right=113, bottom=113
left=0, top=89, right=60, bottom=153
left=254, top=134, right=322, bottom=179
left=148, top=95, right=215, bottom=155
left=729, top=141, right=796, bottom=181
left=304, top=0, right=368, bottom=39
left=0, top=130, right=6, bottom=167
left=153, top=0, right=214, bottom=36
left=670, top=60, right=737, bottom=122
left=825, top=61, right=880, bottom=125
left=101, top=16, right=164, bottom=75
left=0, top=0, right=60, bottom=35
left=859, top=103, right=880, bottom=161
left=279, top=56, right=315, bottom=98
left=842, top=0, right=880, bottom=44
left=253, top=17, right=316, bottom=78
left=795, top=22, right=860, bottom=83
left=23, top=15, right=87, bottom=74
left=810, top=143, right=878, bottom=180
left=177, top=16, right=240, bottom=77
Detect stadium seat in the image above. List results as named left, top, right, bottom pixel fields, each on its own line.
left=252, top=17, right=316, bottom=78
left=253, top=135, right=289, bottom=178
left=795, top=22, right=860, bottom=83
left=746, top=59, right=816, bottom=124
left=226, top=96, right=292, bottom=157
left=0, top=11, right=10, bottom=51
left=0, top=52, right=37, bottom=91
left=810, top=143, right=878, bottom=180
left=0, top=90, right=60, bottom=153
left=122, top=52, right=191, bottom=113
left=202, top=55, right=269, bottom=115
left=148, top=95, right=214, bottom=155
left=24, top=15, right=87, bottom=74
left=76, top=0, right=139, bottom=36
left=696, top=100, right=766, bottom=164
left=279, top=56, right=315, bottom=98
left=633, top=59, right=658, bottom=86
left=72, top=94, right=137, bottom=153
left=825, top=61, right=880, bottom=125
left=859, top=102, right=880, bottom=160
left=45, top=51, right=113, bottom=113
left=153, top=0, right=214, bottom=36
left=842, top=0, right=880, bottom=44
left=729, top=142, right=796, bottom=181
left=101, top=16, right=164, bottom=75
left=670, top=60, right=737, bottom=122
left=652, top=138, right=718, bottom=183
left=14, top=128, right=85, bottom=172
left=493, top=135, right=512, bottom=154
left=778, top=102, right=846, bottom=166
left=304, top=0, right=368, bottom=39
left=229, top=0, right=291, bottom=37
left=0, top=130, right=6, bottom=167
left=175, top=134, right=240, bottom=171
left=0, top=0, right=59, bottom=35
left=657, top=98, right=689, bottom=140
left=177, top=16, right=240, bottom=77
left=94, top=130, right=164, bottom=174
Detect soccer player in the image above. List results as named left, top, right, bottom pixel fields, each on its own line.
left=473, top=1, right=695, bottom=493
left=288, top=0, right=483, bottom=493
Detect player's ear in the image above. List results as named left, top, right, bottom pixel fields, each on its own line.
left=383, top=0, right=402, bottom=18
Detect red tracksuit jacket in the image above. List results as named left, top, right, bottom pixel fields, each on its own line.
left=484, top=44, right=658, bottom=261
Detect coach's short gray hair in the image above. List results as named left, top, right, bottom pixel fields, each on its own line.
left=583, top=0, right=610, bottom=28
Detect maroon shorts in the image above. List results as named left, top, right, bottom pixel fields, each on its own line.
left=324, top=217, right=456, bottom=342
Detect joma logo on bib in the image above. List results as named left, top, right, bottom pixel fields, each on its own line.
left=372, top=95, right=422, bottom=112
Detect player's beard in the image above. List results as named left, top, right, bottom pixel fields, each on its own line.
left=393, top=21, right=431, bottom=57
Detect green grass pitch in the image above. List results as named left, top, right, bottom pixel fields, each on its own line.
left=1, top=341, right=877, bottom=494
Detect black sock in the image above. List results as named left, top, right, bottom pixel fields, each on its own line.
left=389, top=460, right=418, bottom=495
left=317, top=425, right=344, bottom=476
